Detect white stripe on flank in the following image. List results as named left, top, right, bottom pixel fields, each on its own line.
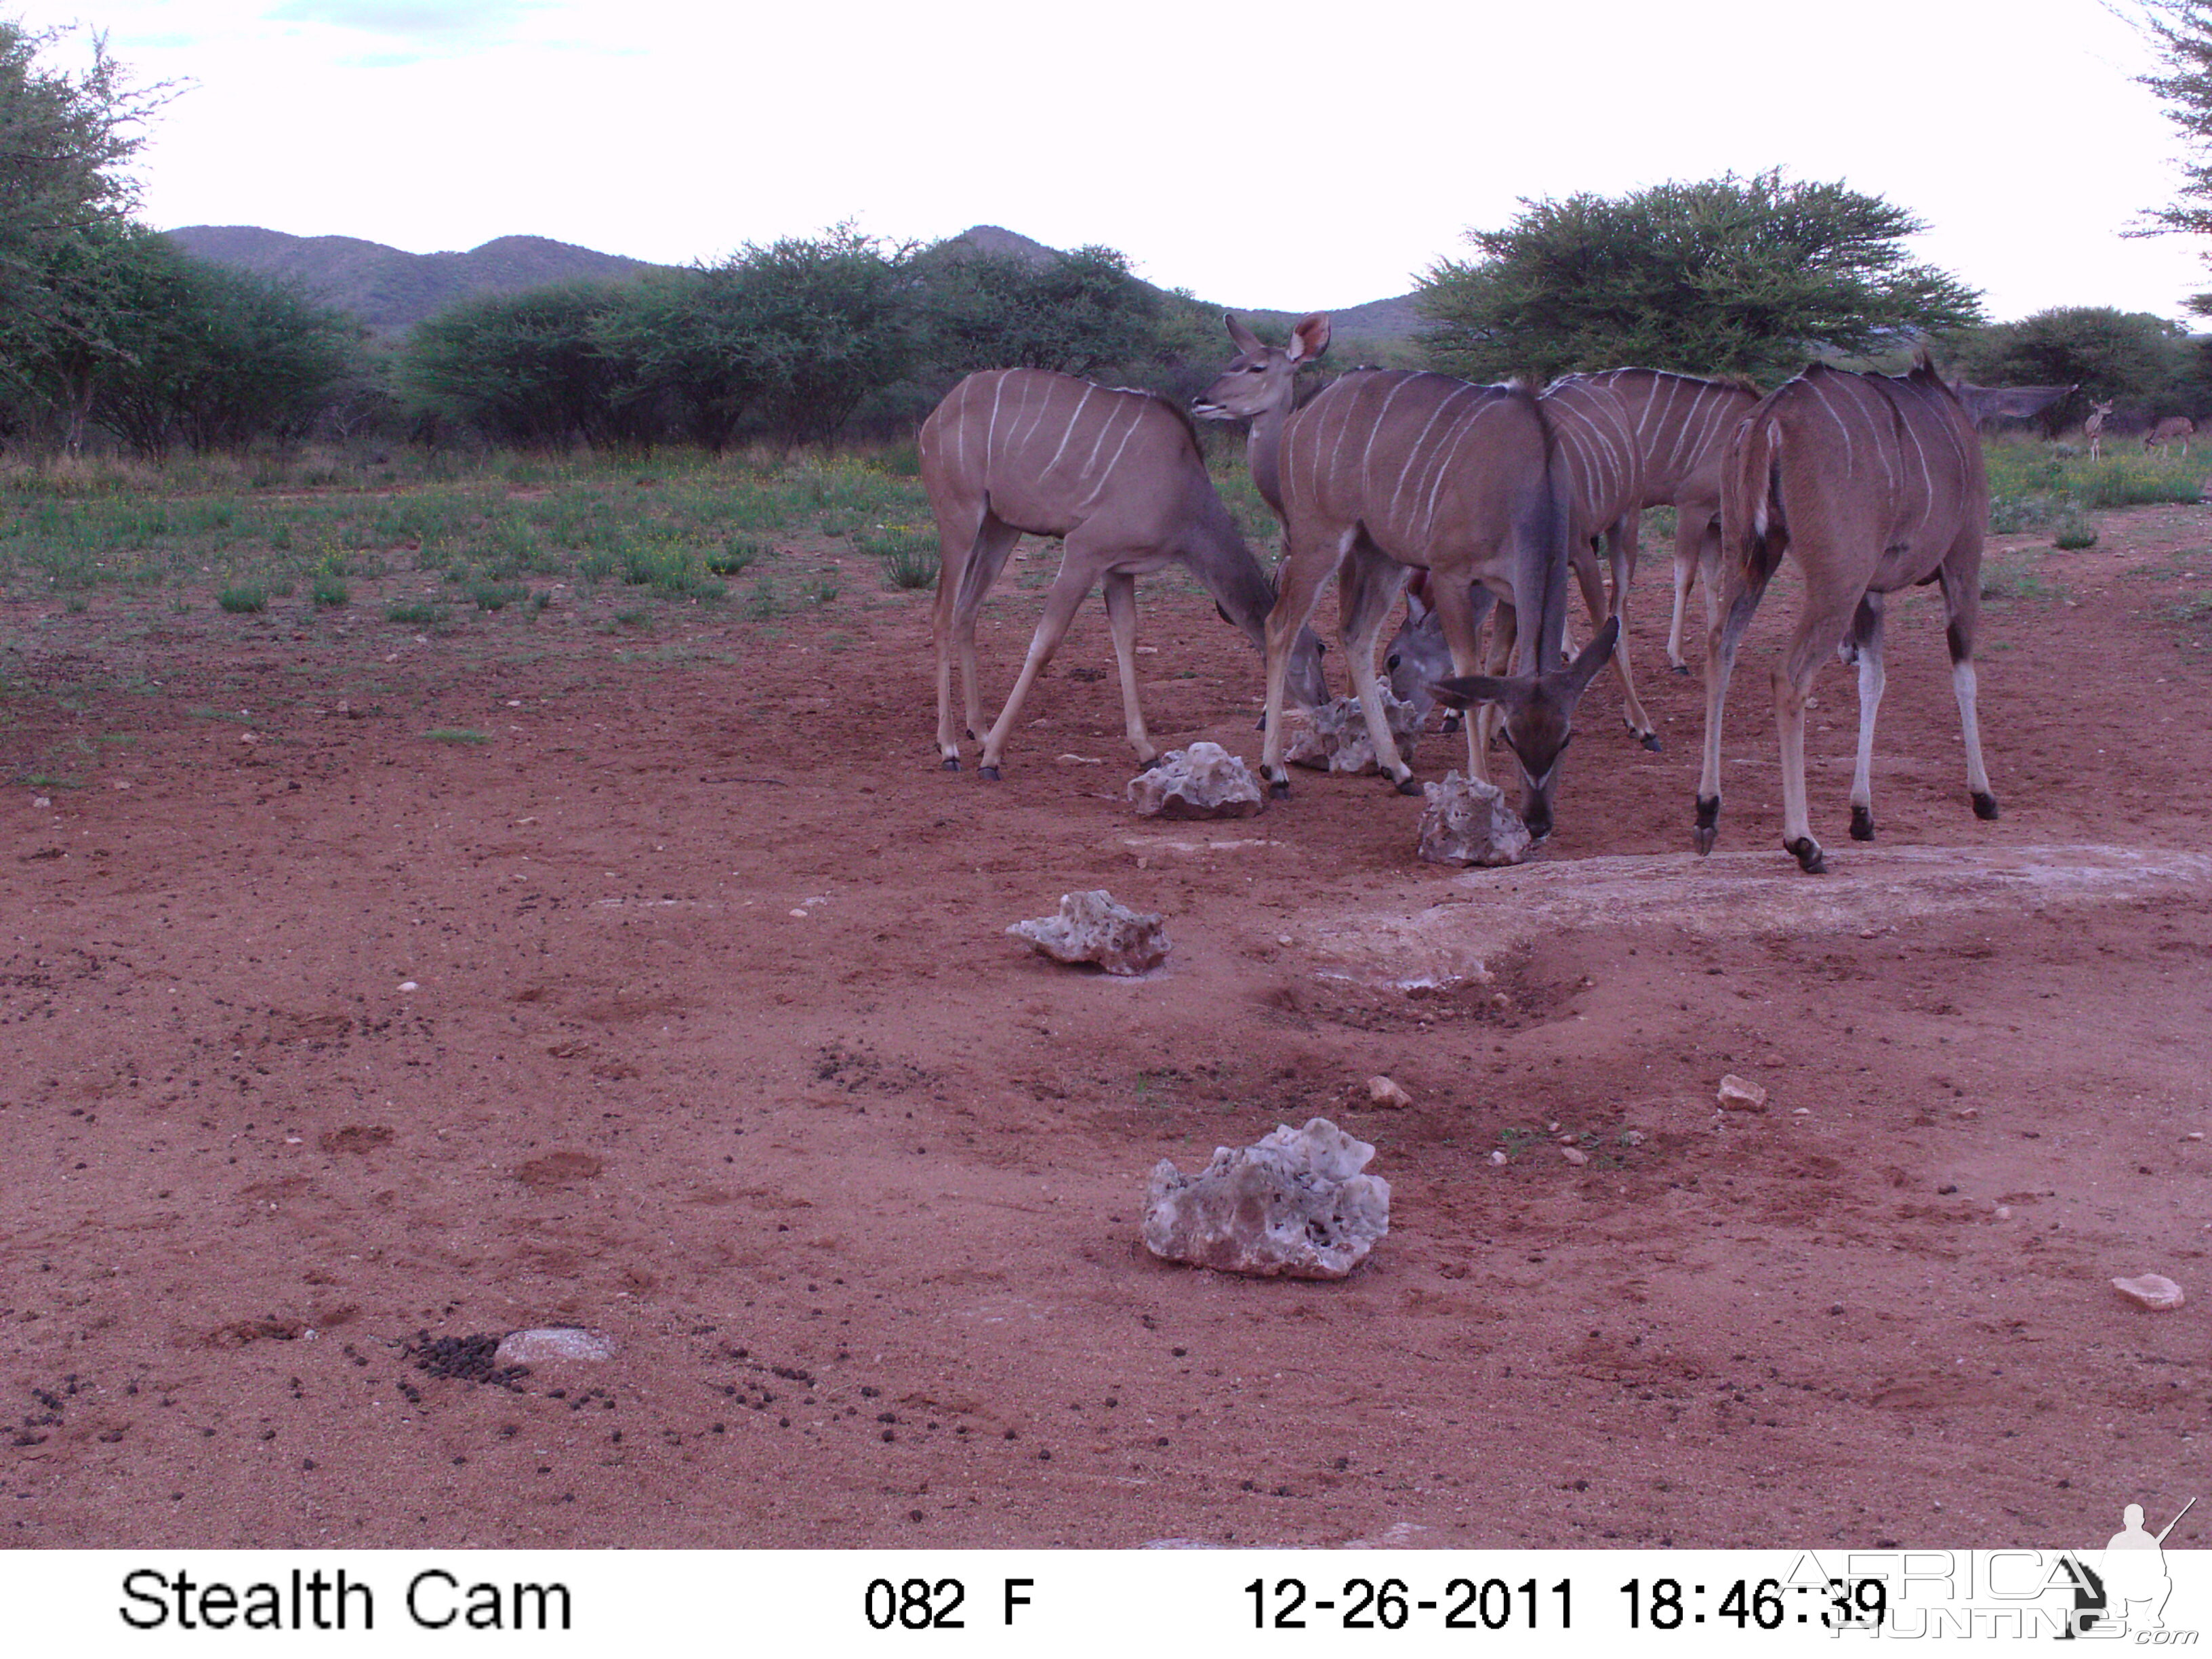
left=1004, top=373, right=1042, bottom=459
left=983, top=372, right=1008, bottom=473
left=1389, top=382, right=1476, bottom=525
left=1042, top=386, right=1094, bottom=479
left=1359, top=376, right=1421, bottom=499
left=1801, top=377, right=1857, bottom=476
left=1647, top=377, right=1687, bottom=470
left=1080, top=400, right=1147, bottom=512
left=1420, top=394, right=1499, bottom=542
left=1078, top=396, right=1130, bottom=484
left=1402, top=383, right=1483, bottom=541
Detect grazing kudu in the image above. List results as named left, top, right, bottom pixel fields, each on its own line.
left=920, top=368, right=1326, bottom=778
left=1694, top=356, right=1996, bottom=874
left=1193, top=317, right=1616, bottom=838
left=2085, top=400, right=2115, bottom=460
left=2145, top=415, right=2196, bottom=457
left=1388, top=369, right=1763, bottom=703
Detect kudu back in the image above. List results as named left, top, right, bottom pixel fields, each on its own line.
left=1694, top=356, right=1996, bottom=872
left=919, top=367, right=1326, bottom=779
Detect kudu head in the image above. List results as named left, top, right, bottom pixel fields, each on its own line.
left=1384, top=579, right=1451, bottom=714
left=1429, top=617, right=1620, bottom=840
left=1191, top=312, right=1331, bottom=423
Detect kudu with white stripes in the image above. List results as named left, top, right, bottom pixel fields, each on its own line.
left=2145, top=414, right=2196, bottom=456
left=1193, top=317, right=1616, bottom=838
left=920, top=367, right=1327, bottom=777
left=2085, top=400, right=2115, bottom=460
left=1694, top=356, right=1996, bottom=874
left=1389, top=369, right=1763, bottom=716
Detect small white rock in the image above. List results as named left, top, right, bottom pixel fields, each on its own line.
left=1717, top=1074, right=1769, bottom=1113
left=2111, top=1274, right=2185, bottom=1312
left=1995, top=1206, right=2012, bottom=1220
left=397, top=981, right=419, bottom=993
left=32, top=796, right=50, bottom=808
left=1488, top=1149, right=1508, bottom=1166
left=1560, top=1146, right=1589, bottom=1166
left=1366, top=1076, right=1413, bottom=1110
left=495, top=1326, right=618, bottom=1364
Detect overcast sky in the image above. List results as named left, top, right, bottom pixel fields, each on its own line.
left=31, top=0, right=2212, bottom=323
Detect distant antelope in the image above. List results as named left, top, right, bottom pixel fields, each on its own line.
left=920, top=368, right=1327, bottom=778
left=1695, top=356, right=1995, bottom=873
left=2085, top=399, right=2115, bottom=460
left=2145, top=415, right=2195, bottom=457
left=1386, top=369, right=1763, bottom=711
left=1194, top=316, right=1616, bottom=838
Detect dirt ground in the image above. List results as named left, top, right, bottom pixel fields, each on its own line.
left=3, top=503, right=2208, bottom=1551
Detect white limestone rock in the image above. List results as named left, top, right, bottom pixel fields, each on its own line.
left=1285, top=694, right=1422, bottom=775
left=1143, top=1117, right=1390, bottom=1279
left=495, top=1326, right=617, bottom=1365
left=1008, top=890, right=1168, bottom=976
left=2111, top=1273, right=2185, bottom=1311
left=1717, top=1073, right=1770, bottom=1113
left=1126, top=741, right=1264, bottom=819
left=1416, top=771, right=1532, bottom=867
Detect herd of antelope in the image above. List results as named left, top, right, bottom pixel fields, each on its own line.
left=915, top=314, right=2151, bottom=874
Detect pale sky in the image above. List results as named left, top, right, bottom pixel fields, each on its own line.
left=29, top=0, right=2212, bottom=323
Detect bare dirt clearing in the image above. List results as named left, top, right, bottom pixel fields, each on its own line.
left=3, top=504, right=2208, bottom=1549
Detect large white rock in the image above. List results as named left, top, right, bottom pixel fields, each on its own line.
left=1284, top=694, right=1422, bottom=775
left=1416, top=771, right=1532, bottom=867
left=2111, top=1273, right=2185, bottom=1311
left=1143, top=1117, right=1390, bottom=1279
left=1008, top=890, right=1168, bottom=976
left=1126, top=742, right=1264, bottom=819
left=494, top=1326, right=617, bottom=1365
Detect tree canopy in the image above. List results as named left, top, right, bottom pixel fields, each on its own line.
left=2130, top=0, right=2212, bottom=311
left=1416, top=169, right=1984, bottom=385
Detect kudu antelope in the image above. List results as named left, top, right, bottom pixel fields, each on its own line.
left=2146, top=415, right=2196, bottom=457
left=1694, top=356, right=1996, bottom=874
left=1193, top=316, right=1616, bottom=838
left=1387, top=369, right=1763, bottom=705
left=2085, top=400, right=2115, bottom=460
left=920, top=368, right=1327, bottom=778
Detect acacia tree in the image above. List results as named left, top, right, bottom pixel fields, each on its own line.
left=727, top=224, right=917, bottom=447
left=2131, top=1, right=2212, bottom=311
left=920, top=245, right=1158, bottom=380
left=1950, top=306, right=2191, bottom=413
left=1417, top=170, right=1983, bottom=384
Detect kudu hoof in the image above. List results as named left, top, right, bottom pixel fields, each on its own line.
left=941, top=756, right=960, bottom=772
left=1971, top=791, right=2001, bottom=821
left=978, top=764, right=1002, bottom=783
left=1137, top=755, right=1166, bottom=773
left=1441, top=713, right=1462, bottom=734
left=1669, top=663, right=1691, bottom=677
left=1638, top=732, right=1664, bottom=753
left=1849, top=805, right=1875, bottom=842
left=1786, top=836, right=1828, bottom=874
left=1393, top=775, right=1422, bottom=797
left=1692, top=795, right=1719, bottom=857
left=1268, top=778, right=1291, bottom=801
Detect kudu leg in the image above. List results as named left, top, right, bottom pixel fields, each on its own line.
left=976, top=559, right=1098, bottom=779
left=937, top=515, right=1023, bottom=767
left=1591, top=518, right=1658, bottom=748
left=1666, top=511, right=1713, bottom=674
left=1259, top=533, right=1340, bottom=796
left=1846, top=594, right=1887, bottom=842
left=1694, top=573, right=1768, bottom=856
left=1771, top=593, right=1858, bottom=874
left=1940, top=554, right=1999, bottom=822
left=1100, top=570, right=1158, bottom=766
left=1339, top=548, right=1420, bottom=792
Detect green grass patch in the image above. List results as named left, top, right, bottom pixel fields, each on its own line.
left=384, top=600, right=447, bottom=627
left=312, top=574, right=350, bottom=607
left=217, top=583, right=269, bottom=614
left=424, top=727, right=491, bottom=744
left=858, top=526, right=939, bottom=590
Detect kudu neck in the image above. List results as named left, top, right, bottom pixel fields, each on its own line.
left=1181, top=489, right=1275, bottom=648
left=1246, top=400, right=1291, bottom=520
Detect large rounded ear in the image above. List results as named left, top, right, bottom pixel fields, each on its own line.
left=1430, top=673, right=1526, bottom=712
left=1288, top=312, right=1331, bottom=365
left=1224, top=313, right=1265, bottom=355
left=1555, top=616, right=1620, bottom=699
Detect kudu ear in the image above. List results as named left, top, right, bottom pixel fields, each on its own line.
left=1553, top=616, right=1620, bottom=700
left=1224, top=313, right=1264, bottom=356
left=1287, top=313, right=1331, bottom=365
left=1429, top=673, right=1528, bottom=713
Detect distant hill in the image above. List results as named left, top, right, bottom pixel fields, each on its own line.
left=163, top=226, right=670, bottom=332
left=163, top=222, right=1425, bottom=352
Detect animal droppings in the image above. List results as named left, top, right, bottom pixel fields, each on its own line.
left=1008, top=890, right=1169, bottom=977
left=2110, top=1274, right=2185, bottom=1311
left=494, top=1327, right=619, bottom=1364
left=1365, top=1076, right=1413, bottom=1109
left=1284, top=694, right=1422, bottom=775
left=1143, top=1117, right=1390, bottom=1279
left=1416, top=771, right=1532, bottom=867
left=1125, top=742, right=1263, bottom=819
left=1717, top=1074, right=1770, bottom=1113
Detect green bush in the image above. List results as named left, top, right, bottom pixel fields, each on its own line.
left=217, top=583, right=268, bottom=613
left=385, top=599, right=446, bottom=626
left=311, top=574, right=350, bottom=607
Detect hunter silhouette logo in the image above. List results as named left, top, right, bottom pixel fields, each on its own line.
left=2092, top=1497, right=2195, bottom=1635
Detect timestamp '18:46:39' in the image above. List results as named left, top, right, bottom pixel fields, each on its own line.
left=1620, top=1578, right=1889, bottom=1630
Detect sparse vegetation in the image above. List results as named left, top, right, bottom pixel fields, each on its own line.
left=216, top=583, right=267, bottom=613
left=424, top=727, right=489, bottom=743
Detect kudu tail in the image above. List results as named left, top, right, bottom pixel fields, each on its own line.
left=1721, top=411, right=1788, bottom=592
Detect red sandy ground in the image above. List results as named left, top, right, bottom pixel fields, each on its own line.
left=2, top=506, right=2207, bottom=1551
